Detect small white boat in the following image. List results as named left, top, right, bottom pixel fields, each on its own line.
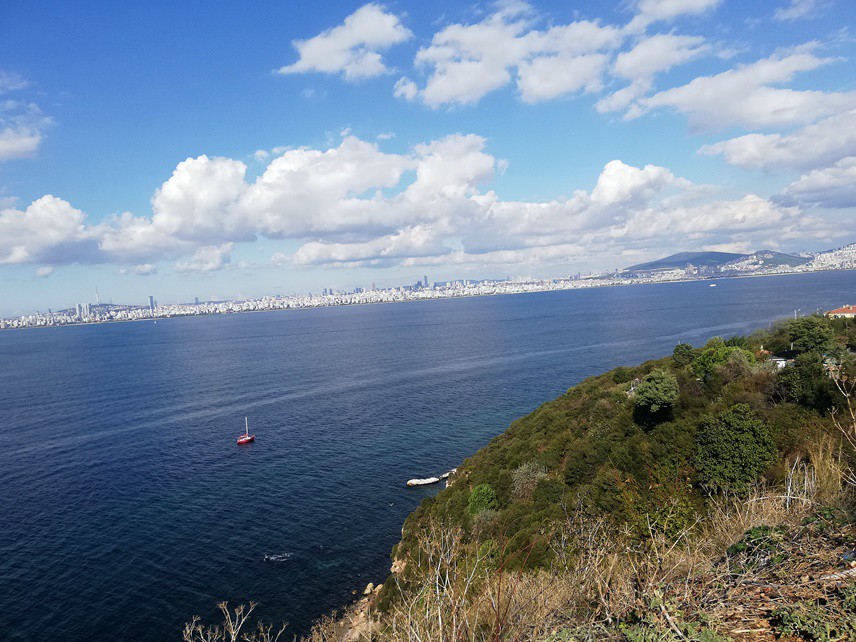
left=709, top=283, right=717, bottom=287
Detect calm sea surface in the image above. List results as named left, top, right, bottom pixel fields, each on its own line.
left=1, top=271, right=854, bottom=640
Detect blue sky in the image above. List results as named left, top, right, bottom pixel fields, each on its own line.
left=1, top=0, right=854, bottom=314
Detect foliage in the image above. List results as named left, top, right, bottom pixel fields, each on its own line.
left=634, top=368, right=679, bottom=414
left=510, top=461, right=547, bottom=501
left=772, top=591, right=856, bottom=642
left=694, top=404, right=776, bottom=495
left=776, top=352, right=834, bottom=411
left=724, top=335, right=749, bottom=349
left=467, top=483, right=499, bottom=515
left=692, top=338, right=755, bottom=384
left=622, top=621, right=731, bottom=642
left=787, top=315, right=835, bottom=355
left=613, top=366, right=634, bottom=384
left=390, top=313, right=849, bottom=586
left=726, top=525, right=788, bottom=571
left=186, top=314, right=856, bottom=642
left=672, top=343, right=695, bottom=367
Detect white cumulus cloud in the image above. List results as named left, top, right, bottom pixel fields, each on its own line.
left=777, top=157, right=856, bottom=208
left=0, top=196, right=99, bottom=264
left=4, top=132, right=849, bottom=274
left=408, top=4, right=622, bottom=107
left=275, top=4, right=411, bottom=80
left=700, top=109, right=856, bottom=170
left=626, top=0, right=723, bottom=33
left=174, top=243, right=234, bottom=273
left=0, top=98, right=53, bottom=161
left=638, top=48, right=856, bottom=129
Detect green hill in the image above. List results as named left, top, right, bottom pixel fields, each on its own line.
left=626, top=251, right=747, bottom=272
left=722, top=250, right=810, bottom=270
left=369, top=315, right=856, bottom=641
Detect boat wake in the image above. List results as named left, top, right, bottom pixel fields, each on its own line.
left=264, top=553, right=293, bottom=563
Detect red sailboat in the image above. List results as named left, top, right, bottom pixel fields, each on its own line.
left=237, top=417, right=255, bottom=445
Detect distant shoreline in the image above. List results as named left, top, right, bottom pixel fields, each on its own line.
left=3, top=266, right=854, bottom=333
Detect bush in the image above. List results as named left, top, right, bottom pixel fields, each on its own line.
left=468, top=484, right=499, bottom=515
left=635, top=369, right=679, bottom=414
left=693, top=338, right=755, bottom=383
left=694, top=404, right=776, bottom=495
left=673, top=343, right=695, bottom=367
left=511, top=461, right=547, bottom=501
left=613, top=366, right=633, bottom=384
left=776, top=353, right=833, bottom=410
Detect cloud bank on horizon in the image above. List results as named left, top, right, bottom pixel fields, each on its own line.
left=1, top=0, right=854, bottom=293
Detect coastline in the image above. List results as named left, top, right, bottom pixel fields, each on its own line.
left=3, top=266, right=853, bottom=333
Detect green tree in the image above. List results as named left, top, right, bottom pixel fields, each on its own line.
left=694, top=404, right=776, bottom=495
left=787, top=316, right=834, bottom=355
left=635, top=368, right=679, bottom=414
left=693, top=337, right=755, bottom=383
left=613, top=366, right=633, bottom=384
left=468, top=484, right=499, bottom=515
left=725, top=335, right=750, bottom=349
left=673, top=343, right=695, bottom=367
left=776, top=352, right=833, bottom=410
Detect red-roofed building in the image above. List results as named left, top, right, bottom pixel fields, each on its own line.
left=826, top=305, right=856, bottom=318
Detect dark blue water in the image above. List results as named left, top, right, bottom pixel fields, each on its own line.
left=1, top=272, right=853, bottom=641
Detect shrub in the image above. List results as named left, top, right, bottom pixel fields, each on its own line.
left=693, top=338, right=755, bottom=383
left=694, top=404, right=776, bottom=495
left=673, top=343, right=694, bottom=367
left=635, top=369, right=679, bottom=414
left=613, top=366, right=633, bottom=384
left=511, top=461, right=547, bottom=501
left=468, top=484, right=499, bottom=516
left=776, top=353, right=833, bottom=410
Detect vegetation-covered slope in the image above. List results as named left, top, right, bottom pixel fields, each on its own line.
left=362, top=315, right=855, bottom=641
left=391, top=317, right=852, bottom=570
left=625, top=251, right=747, bottom=272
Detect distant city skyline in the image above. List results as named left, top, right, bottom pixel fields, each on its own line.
left=1, top=0, right=855, bottom=315
left=6, top=241, right=856, bottom=327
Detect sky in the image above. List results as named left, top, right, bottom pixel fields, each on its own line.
left=1, top=0, right=855, bottom=315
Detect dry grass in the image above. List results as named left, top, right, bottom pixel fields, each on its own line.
left=184, top=439, right=853, bottom=642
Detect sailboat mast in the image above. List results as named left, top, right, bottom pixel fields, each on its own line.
left=245, top=416, right=249, bottom=435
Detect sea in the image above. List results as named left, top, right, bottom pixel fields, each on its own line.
left=0, top=271, right=853, bottom=641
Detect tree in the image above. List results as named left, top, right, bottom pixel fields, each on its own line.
left=776, top=353, right=827, bottom=407
left=787, top=316, right=834, bottom=355
left=694, top=404, right=776, bottom=495
left=635, top=369, right=679, bottom=414
left=673, top=343, right=694, bottom=367
left=693, top=337, right=755, bottom=383
left=468, top=484, right=499, bottom=515
left=725, top=335, right=750, bottom=349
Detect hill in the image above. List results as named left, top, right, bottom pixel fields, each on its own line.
left=625, top=251, right=747, bottom=273
left=723, top=250, right=810, bottom=272
left=365, top=314, right=856, bottom=641
left=809, top=242, right=856, bottom=271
